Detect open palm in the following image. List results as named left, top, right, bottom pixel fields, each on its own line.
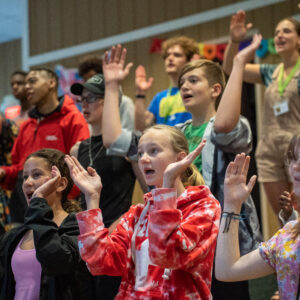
left=103, top=44, right=133, bottom=83
left=235, top=34, right=262, bottom=63
left=230, top=10, right=252, bottom=42
left=224, top=153, right=256, bottom=208
left=135, top=65, right=153, bottom=93
left=32, top=166, right=60, bottom=199
left=163, top=139, right=206, bottom=188
left=65, top=155, right=102, bottom=200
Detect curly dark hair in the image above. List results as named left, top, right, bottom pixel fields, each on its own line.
left=78, top=55, right=103, bottom=78
left=26, top=148, right=81, bottom=213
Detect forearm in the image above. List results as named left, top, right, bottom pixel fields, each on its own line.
left=215, top=204, right=273, bottom=281
left=214, top=57, right=244, bottom=133
left=222, top=41, right=240, bottom=75
left=103, top=81, right=122, bottom=148
left=134, top=97, right=147, bottom=131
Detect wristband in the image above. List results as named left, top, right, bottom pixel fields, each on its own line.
left=136, top=94, right=146, bottom=99
left=222, top=212, right=244, bottom=233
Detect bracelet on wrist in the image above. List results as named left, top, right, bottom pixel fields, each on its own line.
left=222, top=212, right=245, bottom=233
left=136, top=94, right=146, bottom=99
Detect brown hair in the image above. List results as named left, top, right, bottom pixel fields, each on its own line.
left=78, top=54, right=103, bottom=78
left=143, top=125, right=205, bottom=187
left=286, top=132, right=300, bottom=238
left=162, top=36, right=199, bottom=61
left=178, top=59, right=226, bottom=107
left=26, top=148, right=81, bottom=213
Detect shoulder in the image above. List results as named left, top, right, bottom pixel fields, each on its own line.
left=260, top=64, right=278, bottom=86
left=176, top=119, right=193, bottom=132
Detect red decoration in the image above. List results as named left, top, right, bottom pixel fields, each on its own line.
left=150, top=38, right=164, bottom=54
left=216, top=43, right=227, bottom=61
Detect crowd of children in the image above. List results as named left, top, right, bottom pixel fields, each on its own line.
left=0, top=9, right=299, bottom=300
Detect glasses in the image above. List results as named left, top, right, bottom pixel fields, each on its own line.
left=76, top=94, right=102, bottom=104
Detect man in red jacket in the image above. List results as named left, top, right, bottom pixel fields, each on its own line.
left=0, top=68, right=90, bottom=223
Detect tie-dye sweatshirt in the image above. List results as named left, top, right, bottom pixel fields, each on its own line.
left=76, top=186, right=221, bottom=300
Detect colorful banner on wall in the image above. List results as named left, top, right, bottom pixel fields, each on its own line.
left=149, top=37, right=277, bottom=61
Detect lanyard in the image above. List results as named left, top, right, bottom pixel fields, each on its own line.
left=278, top=58, right=300, bottom=97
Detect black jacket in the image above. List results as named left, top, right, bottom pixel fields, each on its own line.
left=0, top=198, right=93, bottom=300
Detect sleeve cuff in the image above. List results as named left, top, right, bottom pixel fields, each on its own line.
left=279, top=208, right=299, bottom=224
left=151, top=188, right=177, bottom=210
left=76, top=208, right=104, bottom=235
left=106, top=129, right=132, bottom=157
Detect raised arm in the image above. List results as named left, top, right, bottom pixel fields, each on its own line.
left=223, top=10, right=262, bottom=84
left=215, top=154, right=274, bottom=281
left=102, top=45, right=133, bottom=148
left=134, top=65, right=154, bottom=131
left=214, top=34, right=262, bottom=133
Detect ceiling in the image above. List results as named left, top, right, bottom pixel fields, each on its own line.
left=0, top=0, right=22, bottom=44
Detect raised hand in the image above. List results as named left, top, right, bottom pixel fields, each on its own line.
left=32, top=166, right=61, bottom=200
left=230, top=10, right=253, bottom=43
left=135, top=65, right=153, bottom=94
left=102, top=44, right=133, bottom=84
left=163, top=139, right=206, bottom=188
left=235, top=33, right=262, bottom=64
left=65, top=155, right=102, bottom=209
left=224, top=153, right=256, bottom=211
left=279, top=191, right=295, bottom=221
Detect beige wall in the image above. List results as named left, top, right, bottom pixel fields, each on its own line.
left=28, top=0, right=299, bottom=101
left=0, top=39, right=22, bottom=102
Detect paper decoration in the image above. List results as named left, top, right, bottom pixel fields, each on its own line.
left=150, top=37, right=277, bottom=60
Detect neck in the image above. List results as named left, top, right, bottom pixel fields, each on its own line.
left=91, top=123, right=102, bottom=136
left=51, top=199, right=68, bottom=226
left=37, top=93, right=59, bottom=115
left=169, top=73, right=179, bottom=87
left=20, top=99, right=31, bottom=113
left=191, top=103, right=216, bottom=127
left=281, top=51, right=300, bottom=70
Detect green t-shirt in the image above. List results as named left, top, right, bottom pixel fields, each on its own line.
left=184, top=122, right=208, bottom=172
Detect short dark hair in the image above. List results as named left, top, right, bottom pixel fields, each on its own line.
left=78, top=55, right=103, bottom=78
left=29, top=67, right=59, bottom=89
left=11, top=70, right=27, bottom=78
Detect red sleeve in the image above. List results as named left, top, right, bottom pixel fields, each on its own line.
left=62, top=97, right=90, bottom=153
left=76, top=207, right=137, bottom=277
left=148, top=188, right=221, bottom=270
left=0, top=129, right=24, bottom=189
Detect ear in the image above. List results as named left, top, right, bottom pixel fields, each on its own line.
left=176, top=151, right=187, bottom=162
left=48, top=78, right=57, bottom=91
left=211, top=83, right=222, bottom=100
left=56, top=176, right=68, bottom=193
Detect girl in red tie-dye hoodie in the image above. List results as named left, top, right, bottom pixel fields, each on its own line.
left=65, top=125, right=221, bottom=300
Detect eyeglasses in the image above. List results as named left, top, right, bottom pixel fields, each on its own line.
left=76, top=94, right=102, bottom=104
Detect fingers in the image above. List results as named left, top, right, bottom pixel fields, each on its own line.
left=135, top=65, right=146, bottom=77
left=247, top=175, right=257, bottom=193
left=187, top=139, right=206, bottom=162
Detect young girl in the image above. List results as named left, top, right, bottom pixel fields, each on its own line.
left=215, top=133, right=300, bottom=300
left=68, top=126, right=221, bottom=300
left=0, top=148, right=91, bottom=300
left=223, top=11, right=300, bottom=215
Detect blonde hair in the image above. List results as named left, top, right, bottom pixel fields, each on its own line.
left=162, top=36, right=199, bottom=61
left=143, top=125, right=205, bottom=187
left=178, top=59, right=226, bottom=107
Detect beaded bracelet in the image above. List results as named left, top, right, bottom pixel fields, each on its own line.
left=222, top=212, right=244, bottom=233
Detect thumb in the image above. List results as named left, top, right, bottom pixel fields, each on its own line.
left=246, top=23, right=253, bottom=30
left=87, top=166, right=97, bottom=176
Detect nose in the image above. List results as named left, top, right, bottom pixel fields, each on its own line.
left=23, top=176, right=33, bottom=187
left=139, top=152, right=151, bottom=163
left=180, top=80, right=189, bottom=91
